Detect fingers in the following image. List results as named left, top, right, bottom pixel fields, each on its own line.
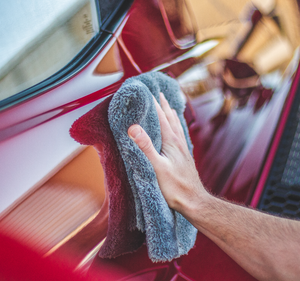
left=153, top=96, right=175, bottom=142
left=128, top=125, right=160, bottom=164
left=157, top=93, right=185, bottom=141
left=171, top=108, right=186, bottom=142
left=159, top=93, right=178, bottom=131
left=128, top=92, right=188, bottom=165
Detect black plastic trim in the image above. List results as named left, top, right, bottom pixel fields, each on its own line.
left=257, top=80, right=300, bottom=218
left=0, top=0, right=134, bottom=111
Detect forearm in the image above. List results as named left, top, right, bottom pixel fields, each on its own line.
left=181, top=193, right=300, bottom=281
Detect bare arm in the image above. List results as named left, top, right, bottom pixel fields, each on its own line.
left=128, top=92, right=300, bottom=281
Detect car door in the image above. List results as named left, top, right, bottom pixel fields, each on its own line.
left=0, top=0, right=198, bottom=278
left=1, top=0, right=300, bottom=280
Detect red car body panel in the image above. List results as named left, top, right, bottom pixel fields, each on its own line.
left=0, top=0, right=299, bottom=280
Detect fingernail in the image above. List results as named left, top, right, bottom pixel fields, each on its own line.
left=129, top=125, right=142, bottom=139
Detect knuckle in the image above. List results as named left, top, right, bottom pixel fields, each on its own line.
left=161, top=100, right=171, bottom=112
left=161, top=95, right=168, bottom=105
left=138, top=136, right=154, bottom=154
left=142, top=142, right=154, bottom=154
left=172, top=134, right=180, bottom=145
left=172, top=109, right=178, bottom=117
left=174, top=136, right=187, bottom=152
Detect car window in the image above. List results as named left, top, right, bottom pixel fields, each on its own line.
left=99, top=0, right=124, bottom=24
left=0, top=0, right=98, bottom=102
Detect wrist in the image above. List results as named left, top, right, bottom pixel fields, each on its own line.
left=178, top=187, right=214, bottom=223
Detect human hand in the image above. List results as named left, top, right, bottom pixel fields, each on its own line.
left=128, top=92, right=208, bottom=214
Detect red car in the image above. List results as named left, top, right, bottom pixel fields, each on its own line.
left=1, top=0, right=300, bottom=280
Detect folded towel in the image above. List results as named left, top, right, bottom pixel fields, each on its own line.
left=108, top=72, right=197, bottom=262
left=70, top=96, right=145, bottom=259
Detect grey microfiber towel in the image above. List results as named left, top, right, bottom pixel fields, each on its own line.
left=70, top=96, right=145, bottom=259
left=108, top=72, right=197, bottom=262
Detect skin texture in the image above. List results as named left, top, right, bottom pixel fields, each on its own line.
left=128, top=92, right=300, bottom=281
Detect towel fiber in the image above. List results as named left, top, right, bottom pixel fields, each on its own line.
left=108, top=72, right=197, bottom=262
left=70, top=96, right=145, bottom=258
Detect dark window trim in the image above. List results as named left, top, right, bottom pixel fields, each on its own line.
left=0, top=0, right=134, bottom=111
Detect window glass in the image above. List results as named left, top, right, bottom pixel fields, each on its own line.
left=99, top=0, right=123, bottom=24
left=0, top=0, right=98, bottom=101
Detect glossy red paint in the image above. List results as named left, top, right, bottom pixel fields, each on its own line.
left=178, top=233, right=257, bottom=281
left=220, top=79, right=295, bottom=203
left=90, top=244, right=176, bottom=280
left=0, top=82, right=120, bottom=142
left=89, top=233, right=258, bottom=280
left=1, top=0, right=300, bottom=280
left=0, top=233, right=88, bottom=281
left=157, top=0, right=196, bottom=49
left=119, top=0, right=190, bottom=72
left=0, top=0, right=195, bottom=279
left=0, top=0, right=189, bottom=142
left=189, top=70, right=296, bottom=204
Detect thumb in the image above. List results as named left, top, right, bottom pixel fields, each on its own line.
left=128, top=125, right=160, bottom=164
